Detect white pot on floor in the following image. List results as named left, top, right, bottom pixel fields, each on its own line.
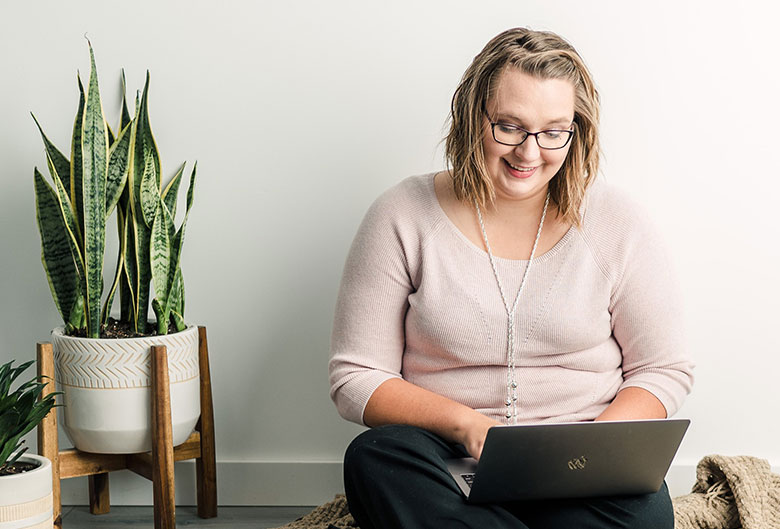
left=51, top=325, right=201, bottom=454
left=0, top=454, right=53, bottom=529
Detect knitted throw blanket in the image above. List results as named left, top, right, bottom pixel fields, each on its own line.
left=273, top=455, right=780, bottom=529
left=673, top=455, right=780, bottom=529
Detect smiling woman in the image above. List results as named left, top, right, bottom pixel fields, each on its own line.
left=328, top=27, right=693, bottom=529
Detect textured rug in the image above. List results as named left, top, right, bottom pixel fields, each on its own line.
left=273, top=455, right=780, bottom=529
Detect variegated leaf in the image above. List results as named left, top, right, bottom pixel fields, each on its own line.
left=119, top=69, right=132, bottom=132
left=137, top=72, right=161, bottom=187
left=81, top=41, right=108, bottom=337
left=161, top=162, right=185, bottom=219
left=170, top=269, right=184, bottom=318
left=140, top=145, right=159, bottom=227
left=70, top=75, right=85, bottom=232
left=48, top=158, right=89, bottom=332
left=106, top=120, right=115, bottom=147
left=32, top=113, right=71, bottom=195
left=45, top=152, right=83, bottom=245
left=122, top=206, right=138, bottom=327
left=34, top=169, right=83, bottom=329
left=134, top=216, right=152, bottom=334
left=151, top=201, right=173, bottom=316
left=106, top=121, right=132, bottom=218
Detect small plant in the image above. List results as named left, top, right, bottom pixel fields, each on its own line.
left=33, top=41, right=196, bottom=338
left=0, top=360, right=58, bottom=474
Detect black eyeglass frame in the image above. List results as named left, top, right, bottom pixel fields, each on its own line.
left=486, top=118, right=575, bottom=150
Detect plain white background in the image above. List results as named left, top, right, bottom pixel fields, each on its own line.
left=1, top=0, right=778, bottom=504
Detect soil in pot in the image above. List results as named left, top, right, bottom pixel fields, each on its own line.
left=68, top=317, right=180, bottom=339
left=0, top=460, right=39, bottom=476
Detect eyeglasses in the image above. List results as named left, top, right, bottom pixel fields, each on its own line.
left=487, top=120, right=574, bottom=150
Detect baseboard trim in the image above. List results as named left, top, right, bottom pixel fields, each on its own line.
left=60, top=461, right=778, bottom=506
left=61, top=461, right=344, bottom=507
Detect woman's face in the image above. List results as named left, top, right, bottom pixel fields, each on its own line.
left=482, top=68, right=575, bottom=206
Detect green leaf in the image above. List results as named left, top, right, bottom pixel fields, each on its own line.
left=31, top=113, right=71, bottom=196
left=81, top=41, right=109, bottom=337
left=150, top=201, right=172, bottom=320
left=138, top=72, right=161, bottom=187
left=133, top=216, right=152, bottom=334
left=49, top=159, right=89, bottom=329
left=127, top=78, right=157, bottom=333
left=45, top=151, right=84, bottom=246
left=119, top=69, right=132, bottom=132
left=70, top=75, right=86, bottom=232
left=106, top=120, right=116, bottom=147
left=170, top=271, right=185, bottom=323
left=119, top=201, right=136, bottom=324
left=140, top=146, right=159, bottom=227
left=0, top=361, right=59, bottom=469
left=163, top=163, right=195, bottom=320
left=161, top=163, right=185, bottom=219
left=34, top=168, right=84, bottom=329
left=152, top=298, right=167, bottom=335
left=105, top=121, right=132, bottom=218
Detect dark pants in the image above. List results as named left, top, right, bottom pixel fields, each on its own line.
left=344, top=425, right=674, bottom=529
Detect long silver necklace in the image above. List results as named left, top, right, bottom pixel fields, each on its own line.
left=475, top=192, right=550, bottom=424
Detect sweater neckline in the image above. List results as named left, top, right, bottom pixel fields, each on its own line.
left=425, top=172, right=576, bottom=265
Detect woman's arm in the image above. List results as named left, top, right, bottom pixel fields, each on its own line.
left=364, top=377, right=501, bottom=460
left=594, top=387, right=666, bottom=421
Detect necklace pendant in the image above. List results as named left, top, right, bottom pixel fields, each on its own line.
left=505, top=411, right=512, bottom=420
left=505, top=398, right=512, bottom=407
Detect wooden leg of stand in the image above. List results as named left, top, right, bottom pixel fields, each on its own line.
left=37, top=343, right=62, bottom=526
left=196, top=326, right=217, bottom=518
left=88, top=473, right=111, bottom=514
left=151, top=345, right=176, bottom=529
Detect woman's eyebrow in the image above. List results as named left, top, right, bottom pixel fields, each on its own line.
left=494, top=112, right=572, bottom=127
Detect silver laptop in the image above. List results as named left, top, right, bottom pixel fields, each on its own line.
left=445, top=418, right=690, bottom=503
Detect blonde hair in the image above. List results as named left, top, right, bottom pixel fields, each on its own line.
left=445, top=28, right=600, bottom=228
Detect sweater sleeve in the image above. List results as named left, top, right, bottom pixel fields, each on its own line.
left=602, top=194, right=695, bottom=417
left=328, top=184, right=420, bottom=425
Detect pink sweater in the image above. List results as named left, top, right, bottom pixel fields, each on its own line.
left=329, top=173, right=694, bottom=425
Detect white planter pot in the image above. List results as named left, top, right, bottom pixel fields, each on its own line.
left=51, top=325, right=201, bottom=454
left=0, top=454, right=53, bottom=529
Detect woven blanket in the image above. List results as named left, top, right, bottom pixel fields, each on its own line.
left=673, top=454, right=780, bottom=529
left=274, top=455, right=780, bottom=529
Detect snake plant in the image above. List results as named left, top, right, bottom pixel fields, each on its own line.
left=0, top=360, right=58, bottom=473
left=33, top=42, right=196, bottom=338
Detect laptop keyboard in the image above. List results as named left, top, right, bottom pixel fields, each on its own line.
left=461, top=473, right=475, bottom=489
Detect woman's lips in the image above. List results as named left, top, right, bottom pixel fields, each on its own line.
left=504, top=159, right=537, bottom=179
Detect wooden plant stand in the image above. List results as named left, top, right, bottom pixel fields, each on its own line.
left=36, top=326, right=217, bottom=529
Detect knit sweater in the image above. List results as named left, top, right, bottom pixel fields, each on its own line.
left=329, top=173, right=694, bottom=426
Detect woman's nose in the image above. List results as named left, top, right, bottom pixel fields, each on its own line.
left=514, top=135, right=541, bottom=160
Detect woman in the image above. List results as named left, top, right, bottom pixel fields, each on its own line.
left=329, top=27, right=694, bottom=528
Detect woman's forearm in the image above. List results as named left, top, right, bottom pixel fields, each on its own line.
left=594, top=386, right=667, bottom=421
left=364, top=378, right=500, bottom=459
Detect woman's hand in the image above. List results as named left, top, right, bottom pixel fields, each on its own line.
left=456, top=411, right=502, bottom=461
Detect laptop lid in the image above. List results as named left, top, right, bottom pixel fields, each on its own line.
left=446, top=418, right=690, bottom=503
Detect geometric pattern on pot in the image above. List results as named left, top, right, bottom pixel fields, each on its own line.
left=52, top=327, right=199, bottom=389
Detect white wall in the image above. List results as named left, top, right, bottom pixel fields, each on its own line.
left=1, top=0, right=778, bottom=505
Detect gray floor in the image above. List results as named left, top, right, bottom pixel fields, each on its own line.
left=60, top=505, right=316, bottom=528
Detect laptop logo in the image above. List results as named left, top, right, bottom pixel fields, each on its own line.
left=567, top=456, right=588, bottom=471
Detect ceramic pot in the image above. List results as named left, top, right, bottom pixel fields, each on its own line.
left=51, top=325, right=200, bottom=454
left=0, top=454, right=53, bottom=529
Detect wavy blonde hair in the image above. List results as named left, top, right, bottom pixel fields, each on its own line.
left=445, top=28, right=600, bottom=228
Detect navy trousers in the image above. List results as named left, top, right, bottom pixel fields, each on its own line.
left=344, top=424, right=674, bottom=529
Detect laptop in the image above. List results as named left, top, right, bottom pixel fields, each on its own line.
left=445, top=418, right=690, bottom=503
